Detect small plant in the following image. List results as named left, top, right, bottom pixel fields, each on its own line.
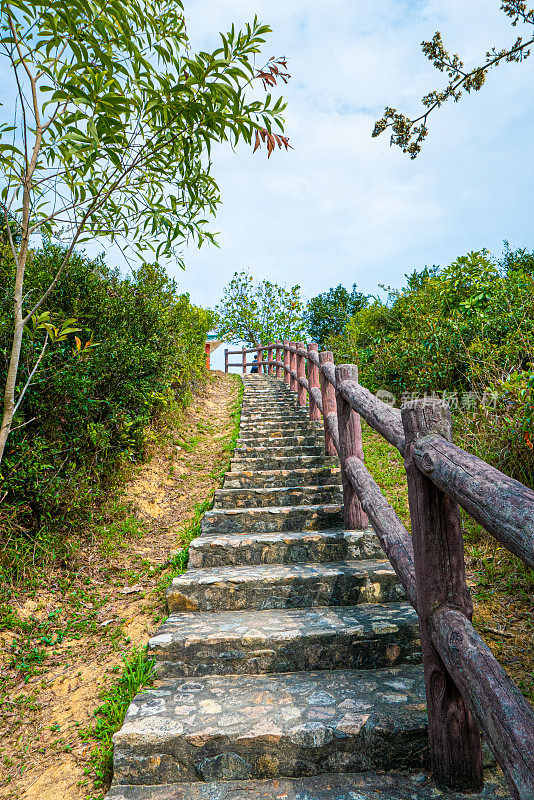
left=85, top=647, right=155, bottom=791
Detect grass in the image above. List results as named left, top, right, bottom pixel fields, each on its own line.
left=361, top=420, right=534, bottom=706
left=84, top=646, right=155, bottom=795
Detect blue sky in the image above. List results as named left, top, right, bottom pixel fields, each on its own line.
left=175, top=0, right=533, bottom=331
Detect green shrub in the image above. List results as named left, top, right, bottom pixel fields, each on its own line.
left=0, top=243, right=212, bottom=581
left=327, top=246, right=534, bottom=485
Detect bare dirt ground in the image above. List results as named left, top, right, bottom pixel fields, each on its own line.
left=0, top=372, right=239, bottom=800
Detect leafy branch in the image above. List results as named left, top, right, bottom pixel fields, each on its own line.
left=373, top=1, right=534, bottom=158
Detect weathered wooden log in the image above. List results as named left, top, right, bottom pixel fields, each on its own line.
left=289, top=341, right=297, bottom=392
left=297, top=341, right=307, bottom=408
left=268, top=346, right=273, bottom=375
left=430, top=607, right=534, bottom=800
left=402, top=399, right=483, bottom=792
left=324, top=409, right=340, bottom=453
left=306, top=347, right=320, bottom=370
left=309, top=386, right=323, bottom=414
left=297, top=374, right=309, bottom=392
left=338, top=379, right=405, bottom=455
left=320, top=360, right=336, bottom=388
left=343, top=455, right=417, bottom=608
left=241, top=348, right=246, bottom=374
left=319, top=352, right=337, bottom=456
left=336, top=365, right=368, bottom=530
left=413, top=435, right=534, bottom=569
left=275, top=342, right=282, bottom=379
left=307, top=343, right=321, bottom=421
left=283, top=340, right=290, bottom=386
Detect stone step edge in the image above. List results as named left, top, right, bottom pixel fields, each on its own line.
left=105, top=769, right=509, bottom=800
left=188, top=529, right=384, bottom=567
left=203, top=502, right=343, bottom=517
left=215, top=483, right=342, bottom=496
left=149, top=601, right=419, bottom=657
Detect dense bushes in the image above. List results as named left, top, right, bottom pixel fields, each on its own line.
left=326, top=246, right=534, bottom=484
left=0, top=242, right=211, bottom=574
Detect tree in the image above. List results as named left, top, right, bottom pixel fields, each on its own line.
left=372, top=1, right=534, bottom=157
left=0, top=1, right=291, bottom=464
left=305, top=284, right=368, bottom=347
left=214, top=270, right=305, bottom=347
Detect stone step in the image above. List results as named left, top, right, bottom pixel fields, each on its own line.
left=201, top=503, right=343, bottom=535
left=230, top=456, right=337, bottom=472
left=223, top=467, right=342, bottom=490
left=238, top=425, right=321, bottom=437
left=149, top=602, right=421, bottom=678
left=233, top=446, right=324, bottom=459
left=111, top=665, right=428, bottom=785
left=237, top=436, right=321, bottom=447
left=240, top=410, right=309, bottom=423
left=166, top=559, right=405, bottom=612
left=188, top=529, right=384, bottom=568
left=241, top=405, right=299, bottom=414
left=241, top=396, right=298, bottom=404
left=106, top=770, right=510, bottom=800
left=214, top=485, right=342, bottom=510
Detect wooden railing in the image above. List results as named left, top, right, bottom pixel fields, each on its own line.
left=227, top=340, right=534, bottom=800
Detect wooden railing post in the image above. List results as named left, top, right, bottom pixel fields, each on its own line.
left=257, top=347, right=262, bottom=375
left=268, top=345, right=273, bottom=375
left=319, top=351, right=337, bottom=456
left=401, top=398, right=483, bottom=792
left=307, top=343, right=321, bottom=421
left=242, top=347, right=246, bottom=374
left=283, top=340, right=290, bottom=385
left=335, top=364, right=368, bottom=530
left=296, top=342, right=306, bottom=408
left=224, top=348, right=228, bottom=373
left=275, top=342, right=282, bottom=379
left=289, top=341, right=297, bottom=392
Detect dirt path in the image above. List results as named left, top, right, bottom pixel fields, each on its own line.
left=0, top=372, right=239, bottom=800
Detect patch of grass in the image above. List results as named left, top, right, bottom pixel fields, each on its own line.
left=177, top=433, right=200, bottom=452
left=84, top=646, right=155, bottom=796
left=95, top=514, right=147, bottom=558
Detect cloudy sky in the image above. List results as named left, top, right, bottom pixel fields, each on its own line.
left=175, top=0, right=533, bottom=332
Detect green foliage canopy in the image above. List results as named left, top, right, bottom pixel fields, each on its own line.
left=0, top=0, right=290, bottom=463
left=305, top=284, right=367, bottom=347
left=214, top=270, right=306, bottom=347
left=0, top=1, right=289, bottom=260
left=327, top=246, right=534, bottom=481
left=0, top=244, right=211, bottom=526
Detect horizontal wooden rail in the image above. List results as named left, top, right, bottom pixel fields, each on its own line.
left=254, top=339, right=534, bottom=799
left=344, top=455, right=417, bottom=608
left=432, top=607, right=534, bottom=798
left=338, top=379, right=405, bottom=456
left=414, top=435, right=534, bottom=569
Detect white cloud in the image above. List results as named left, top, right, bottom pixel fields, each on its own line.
left=175, top=0, right=534, bottom=328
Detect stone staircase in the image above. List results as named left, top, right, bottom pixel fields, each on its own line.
left=106, top=375, right=505, bottom=799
